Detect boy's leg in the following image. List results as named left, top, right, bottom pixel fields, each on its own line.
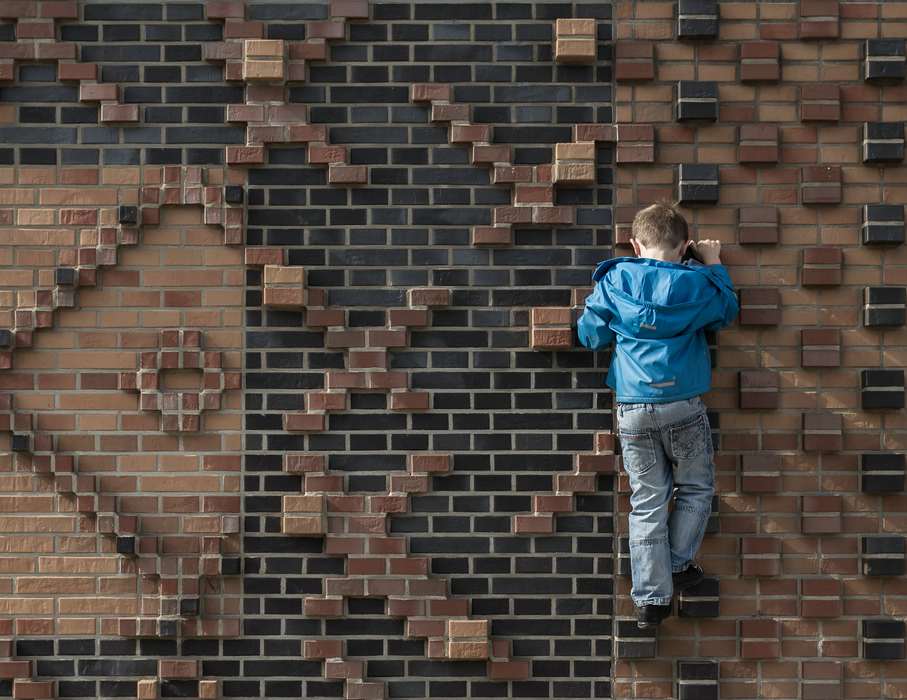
left=664, top=407, right=715, bottom=573
left=619, top=408, right=673, bottom=607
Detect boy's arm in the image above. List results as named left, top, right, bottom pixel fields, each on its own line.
left=577, top=283, right=615, bottom=350
left=693, top=263, right=739, bottom=332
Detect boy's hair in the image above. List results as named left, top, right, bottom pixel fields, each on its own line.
left=631, top=202, right=689, bottom=250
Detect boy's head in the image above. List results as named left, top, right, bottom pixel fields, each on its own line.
left=630, top=202, right=693, bottom=262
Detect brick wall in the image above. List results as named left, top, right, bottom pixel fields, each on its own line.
left=612, top=2, right=907, bottom=699
left=0, top=0, right=904, bottom=699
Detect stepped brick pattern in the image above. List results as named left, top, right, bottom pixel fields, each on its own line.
left=0, top=0, right=904, bottom=699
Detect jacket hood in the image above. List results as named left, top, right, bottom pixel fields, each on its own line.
left=591, top=256, right=724, bottom=339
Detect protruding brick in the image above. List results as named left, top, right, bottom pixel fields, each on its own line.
left=12, top=680, right=55, bottom=699
left=408, top=453, right=450, bottom=474
left=58, top=62, right=98, bottom=81
left=330, top=0, right=369, bottom=19
left=862, top=619, right=905, bottom=660
left=243, top=59, right=284, bottom=82
left=198, top=680, right=219, bottom=700
left=740, top=42, right=780, bottom=82
left=677, top=0, right=718, bottom=39
left=799, top=0, right=839, bottom=39
left=283, top=412, right=326, bottom=432
left=861, top=369, right=905, bottom=410
left=471, top=226, right=513, bottom=246
left=677, top=660, right=719, bottom=700
left=863, top=204, right=905, bottom=245
left=159, top=660, right=198, bottom=679
left=531, top=328, right=573, bottom=350
left=136, top=679, right=158, bottom=700
left=410, top=83, right=451, bottom=103
left=328, top=164, right=368, bottom=184
left=226, top=146, right=266, bottom=165
left=864, top=39, right=906, bottom=82
left=864, top=286, right=906, bottom=327
left=676, top=80, right=718, bottom=122
left=206, top=1, right=245, bottom=19
left=99, top=103, right=139, bottom=123
left=861, top=453, right=905, bottom=493
left=554, top=19, right=596, bottom=64
left=863, top=122, right=905, bottom=163
left=738, top=287, right=780, bottom=325
left=738, top=206, right=778, bottom=244
left=408, top=288, right=450, bottom=307
left=678, top=163, right=718, bottom=204
left=738, top=370, right=779, bottom=409
left=615, top=619, right=657, bottom=658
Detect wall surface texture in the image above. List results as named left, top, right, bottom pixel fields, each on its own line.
left=0, top=1, right=905, bottom=699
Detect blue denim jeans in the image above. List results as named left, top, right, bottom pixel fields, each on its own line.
left=616, top=396, right=715, bottom=607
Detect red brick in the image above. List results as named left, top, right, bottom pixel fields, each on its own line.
left=79, top=83, right=118, bottom=102
left=99, top=103, right=139, bottom=123
left=330, top=0, right=369, bottom=19
left=58, top=63, right=98, bottom=81
left=206, top=1, right=245, bottom=19
left=40, top=1, right=79, bottom=18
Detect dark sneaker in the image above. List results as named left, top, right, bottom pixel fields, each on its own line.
left=672, top=563, right=704, bottom=592
left=636, top=603, right=672, bottom=629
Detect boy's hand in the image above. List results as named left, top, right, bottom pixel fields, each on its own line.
left=692, top=239, right=721, bottom=265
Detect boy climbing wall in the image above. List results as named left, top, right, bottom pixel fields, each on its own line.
left=576, top=202, right=739, bottom=629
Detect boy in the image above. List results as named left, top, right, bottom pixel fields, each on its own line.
left=576, top=202, right=739, bottom=629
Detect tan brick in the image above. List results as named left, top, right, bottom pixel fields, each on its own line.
left=282, top=515, right=326, bottom=535
left=244, top=39, right=284, bottom=58
left=283, top=495, right=325, bottom=513
left=136, top=679, right=158, bottom=700
left=555, top=141, right=596, bottom=161
left=263, top=265, right=305, bottom=285
left=243, top=59, right=284, bottom=81
left=555, top=38, right=596, bottom=64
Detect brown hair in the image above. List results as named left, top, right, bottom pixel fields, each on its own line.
left=630, top=201, right=689, bottom=250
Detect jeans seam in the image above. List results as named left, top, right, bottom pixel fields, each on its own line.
left=629, top=538, right=668, bottom=545
left=673, top=503, right=710, bottom=514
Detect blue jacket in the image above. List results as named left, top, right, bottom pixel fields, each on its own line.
left=576, top=256, right=739, bottom=403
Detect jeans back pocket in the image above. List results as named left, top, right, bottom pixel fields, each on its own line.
left=669, top=413, right=708, bottom=460
left=618, top=429, right=657, bottom=474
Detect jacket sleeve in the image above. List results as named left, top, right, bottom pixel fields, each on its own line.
left=691, top=263, right=739, bottom=332
left=576, top=282, right=615, bottom=350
